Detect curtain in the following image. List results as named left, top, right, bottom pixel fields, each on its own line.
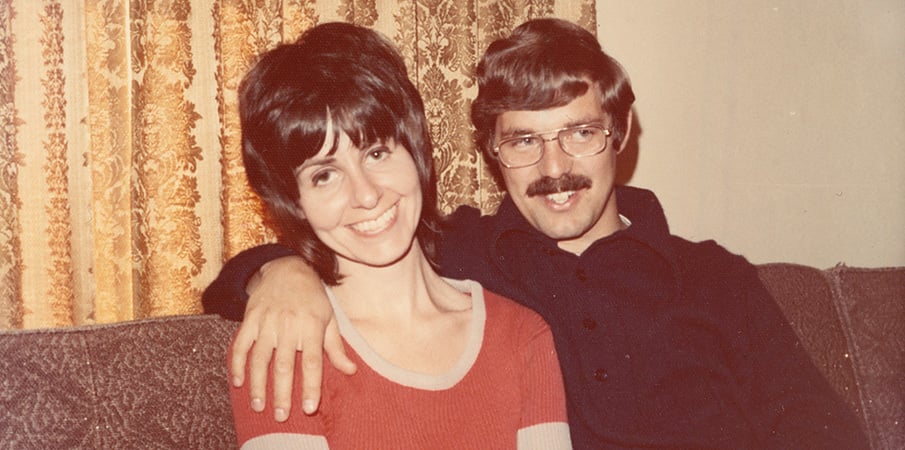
left=0, top=0, right=595, bottom=330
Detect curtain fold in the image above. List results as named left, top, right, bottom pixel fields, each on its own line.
left=0, top=0, right=595, bottom=330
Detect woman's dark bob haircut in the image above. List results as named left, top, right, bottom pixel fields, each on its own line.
left=239, top=22, right=439, bottom=284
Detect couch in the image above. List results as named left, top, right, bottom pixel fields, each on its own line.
left=0, top=263, right=902, bottom=449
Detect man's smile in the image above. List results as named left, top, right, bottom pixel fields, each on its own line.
left=545, top=190, right=578, bottom=206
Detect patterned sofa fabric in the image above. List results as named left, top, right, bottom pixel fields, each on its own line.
left=758, top=264, right=904, bottom=450
left=831, top=266, right=905, bottom=450
left=0, top=265, right=902, bottom=449
left=0, top=315, right=238, bottom=449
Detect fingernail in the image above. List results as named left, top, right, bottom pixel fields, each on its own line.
left=275, top=408, right=288, bottom=422
left=303, top=399, right=316, bottom=415
left=232, top=376, right=242, bottom=387
left=251, top=398, right=264, bottom=412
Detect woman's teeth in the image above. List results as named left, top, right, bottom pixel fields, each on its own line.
left=351, top=205, right=396, bottom=233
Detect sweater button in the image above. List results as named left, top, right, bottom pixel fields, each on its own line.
left=582, top=318, right=597, bottom=330
left=575, top=268, right=587, bottom=282
left=594, top=368, right=608, bottom=382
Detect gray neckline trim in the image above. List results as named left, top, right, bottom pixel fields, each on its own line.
left=325, top=278, right=485, bottom=391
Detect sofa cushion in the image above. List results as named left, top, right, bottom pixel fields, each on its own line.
left=0, top=314, right=238, bottom=449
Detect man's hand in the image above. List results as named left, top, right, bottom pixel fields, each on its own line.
left=229, top=256, right=356, bottom=422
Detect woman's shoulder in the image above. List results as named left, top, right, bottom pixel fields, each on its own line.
left=476, top=283, right=550, bottom=333
left=482, top=287, right=532, bottom=312
left=442, top=278, right=551, bottom=341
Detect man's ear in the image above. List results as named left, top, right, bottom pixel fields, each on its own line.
left=617, top=109, right=633, bottom=155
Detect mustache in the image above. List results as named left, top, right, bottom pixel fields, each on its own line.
left=526, top=174, right=592, bottom=197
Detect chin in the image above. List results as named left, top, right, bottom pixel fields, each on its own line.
left=358, top=240, right=418, bottom=268
left=532, top=216, right=585, bottom=236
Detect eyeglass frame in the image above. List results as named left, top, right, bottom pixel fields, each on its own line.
left=491, top=123, right=613, bottom=169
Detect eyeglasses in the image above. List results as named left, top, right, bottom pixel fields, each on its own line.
left=493, top=124, right=612, bottom=168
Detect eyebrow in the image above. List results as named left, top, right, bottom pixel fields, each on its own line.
left=294, top=156, right=336, bottom=175
left=498, top=117, right=606, bottom=139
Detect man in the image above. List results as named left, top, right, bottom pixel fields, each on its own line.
left=206, top=18, right=867, bottom=449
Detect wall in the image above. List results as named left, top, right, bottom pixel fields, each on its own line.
left=596, top=1, right=905, bottom=268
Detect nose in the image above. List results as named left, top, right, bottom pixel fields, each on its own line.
left=537, top=137, right=572, bottom=178
left=349, top=172, right=381, bottom=209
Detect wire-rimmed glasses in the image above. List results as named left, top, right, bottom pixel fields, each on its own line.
left=493, top=124, right=612, bottom=168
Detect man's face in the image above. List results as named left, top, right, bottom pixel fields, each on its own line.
left=494, top=87, right=624, bottom=255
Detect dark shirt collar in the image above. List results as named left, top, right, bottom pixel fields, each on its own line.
left=489, top=185, right=682, bottom=285
left=492, top=186, right=671, bottom=251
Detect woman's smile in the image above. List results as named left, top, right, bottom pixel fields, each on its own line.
left=348, top=202, right=398, bottom=235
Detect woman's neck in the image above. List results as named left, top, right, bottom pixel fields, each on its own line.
left=331, top=243, right=468, bottom=324
left=329, top=244, right=474, bottom=375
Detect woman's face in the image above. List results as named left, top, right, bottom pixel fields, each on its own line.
left=294, top=126, right=422, bottom=270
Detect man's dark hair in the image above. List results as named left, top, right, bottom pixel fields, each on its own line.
left=239, top=22, right=440, bottom=284
left=471, top=18, right=636, bottom=168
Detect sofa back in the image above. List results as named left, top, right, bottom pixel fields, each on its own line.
left=0, top=315, right=238, bottom=449
left=758, top=263, right=904, bottom=450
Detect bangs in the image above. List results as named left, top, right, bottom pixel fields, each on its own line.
left=331, top=95, right=399, bottom=150
left=272, top=84, right=401, bottom=168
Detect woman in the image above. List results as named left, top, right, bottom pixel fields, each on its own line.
left=230, top=22, right=571, bottom=449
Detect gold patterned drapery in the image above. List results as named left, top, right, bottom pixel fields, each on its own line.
left=0, top=0, right=595, bottom=330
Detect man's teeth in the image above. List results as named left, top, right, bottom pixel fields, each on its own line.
left=546, top=191, right=575, bottom=205
left=351, top=205, right=396, bottom=233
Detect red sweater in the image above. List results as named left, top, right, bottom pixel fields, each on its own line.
left=231, top=279, right=570, bottom=449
